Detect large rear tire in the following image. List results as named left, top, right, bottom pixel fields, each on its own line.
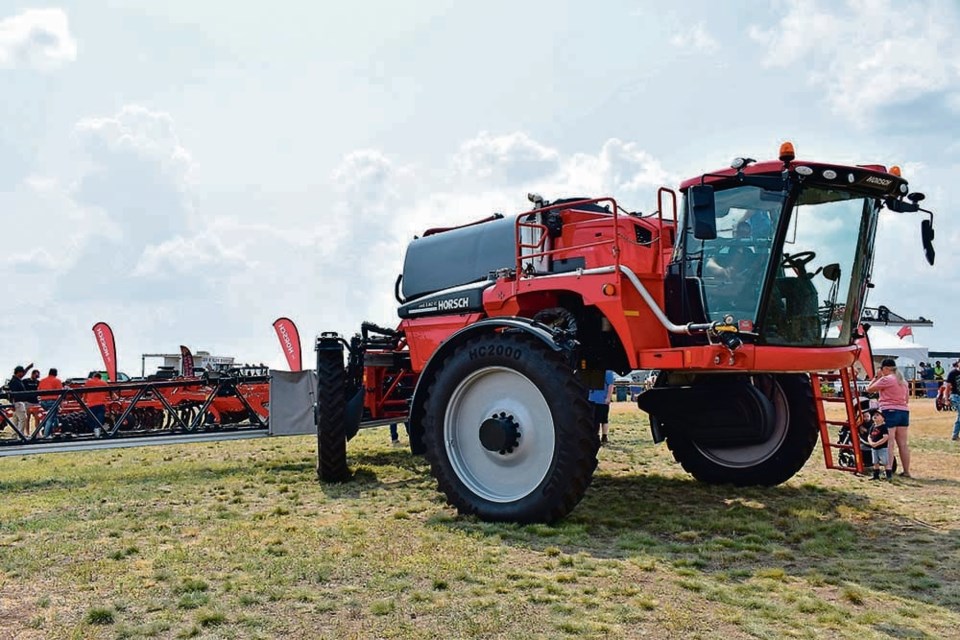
left=316, top=348, right=351, bottom=482
left=666, top=374, right=818, bottom=486
left=422, top=333, right=598, bottom=523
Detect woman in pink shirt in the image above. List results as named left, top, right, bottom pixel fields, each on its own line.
left=866, top=358, right=911, bottom=478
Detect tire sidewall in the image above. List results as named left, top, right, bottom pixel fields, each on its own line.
left=667, top=374, right=818, bottom=486
left=424, top=333, right=595, bottom=522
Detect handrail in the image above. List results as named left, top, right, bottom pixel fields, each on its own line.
left=657, top=187, right=678, bottom=257
left=514, top=197, right=621, bottom=276
left=527, top=264, right=728, bottom=336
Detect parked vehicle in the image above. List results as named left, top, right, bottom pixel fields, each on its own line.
left=316, top=143, right=936, bottom=523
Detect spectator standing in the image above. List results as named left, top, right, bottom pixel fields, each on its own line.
left=389, top=422, right=409, bottom=447
left=866, top=412, right=892, bottom=480
left=933, top=360, right=945, bottom=382
left=6, top=365, right=28, bottom=433
left=946, top=361, right=960, bottom=441
left=22, top=369, right=41, bottom=433
left=38, top=368, right=63, bottom=437
left=588, top=370, right=615, bottom=445
left=866, top=358, right=912, bottom=478
left=84, top=371, right=110, bottom=437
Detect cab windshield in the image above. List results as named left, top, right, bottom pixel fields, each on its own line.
left=680, top=184, right=877, bottom=346
left=761, top=187, right=876, bottom=346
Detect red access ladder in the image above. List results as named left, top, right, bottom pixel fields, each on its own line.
left=810, top=367, right=865, bottom=474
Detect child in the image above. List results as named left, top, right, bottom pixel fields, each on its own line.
left=867, top=411, right=892, bottom=480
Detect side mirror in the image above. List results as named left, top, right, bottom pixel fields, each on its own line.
left=885, top=197, right=918, bottom=213
left=690, top=185, right=717, bottom=240
left=921, top=218, right=935, bottom=265
left=822, top=263, right=842, bottom=281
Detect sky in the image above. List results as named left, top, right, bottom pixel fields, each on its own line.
left=1, top=0, right=958, bottom=378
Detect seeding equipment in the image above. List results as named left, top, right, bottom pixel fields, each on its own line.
left=316, top=142, right=937, bottom=523
left=1, top=369, right=269, bottom=445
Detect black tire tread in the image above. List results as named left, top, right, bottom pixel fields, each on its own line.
left=422, top=333, right=598, bottom=523
left=666, top=374, right=819, bottom=486
left=316, top=348, right=351, bottom=482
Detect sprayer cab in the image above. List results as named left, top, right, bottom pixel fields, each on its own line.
left=667, top=144, right=935, bottom=349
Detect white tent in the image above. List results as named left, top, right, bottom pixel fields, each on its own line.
left=866, top=326, right=928, bottom=366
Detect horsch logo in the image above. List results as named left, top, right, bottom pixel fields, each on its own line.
left=864, top=176, right=892, bottom=187
left=278, top=325, right=295, bottom=355
left=96, top=327, right=112, bottom=363
left=437, top=297, right=470, bottom=311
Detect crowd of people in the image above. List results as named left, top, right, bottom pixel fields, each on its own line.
left=2, top=365, right=110, bottom=438
left=916, top=360, right=946, bottom=383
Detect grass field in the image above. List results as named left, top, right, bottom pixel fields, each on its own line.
left=2, top=398, right=959, bottom=639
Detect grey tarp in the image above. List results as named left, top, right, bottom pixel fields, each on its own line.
left=268, top=369, right=317, bottom=436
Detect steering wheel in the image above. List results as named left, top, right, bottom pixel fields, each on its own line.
left=782, top=251, right=817, bottom=273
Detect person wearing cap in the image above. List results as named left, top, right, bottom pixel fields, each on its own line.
left=945, top=361, right=960, bottom=441
left=866, top=358, right=912, bottom=478
left=6, top=365, right=29, bottom=433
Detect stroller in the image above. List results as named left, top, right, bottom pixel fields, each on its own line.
left=936, top=383, right=955, bottom=412
left=837, top=397, right=897, bottom=474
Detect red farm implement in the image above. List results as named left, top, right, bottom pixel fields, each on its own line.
left=316, top=143, right=936, bottom=523
left=1, top=372, right=269, bottom=448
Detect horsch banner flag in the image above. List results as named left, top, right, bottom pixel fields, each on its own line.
left=180, top=345, right=195, bottom=377
left=92, top=322, right=118, bottom=382
left=273, top=317, right=302, bottom=371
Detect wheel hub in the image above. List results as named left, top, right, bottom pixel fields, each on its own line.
left=478, top=412, right=521, bottom=454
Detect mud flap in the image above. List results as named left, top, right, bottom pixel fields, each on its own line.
left=345, top=388, right=364, bottom=441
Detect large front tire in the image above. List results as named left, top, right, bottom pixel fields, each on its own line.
left=316, top=348, right=351, bottom=482
left=422, top=333, right=598, bottom=523
left=666, top=374, right=818, bottom=486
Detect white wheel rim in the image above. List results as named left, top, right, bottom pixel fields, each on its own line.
left=693, top=380, right=790, bottom=468
left=444, top=366, right=556, bottom=503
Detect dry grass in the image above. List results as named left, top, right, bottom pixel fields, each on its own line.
left=1, top=399, right=958, bottom=639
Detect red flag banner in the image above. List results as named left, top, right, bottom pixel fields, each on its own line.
left=180, top=345, right=195, bottom=377
left=92, top=322, right=118, bottom=382
left=897, top=325, right=913, bottom=339
left=273, top=317, right=303, bottom=371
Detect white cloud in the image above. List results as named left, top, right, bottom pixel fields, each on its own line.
left=75, top=105, right=194, bottom=189
left=133, top=233, right=247, bottom=276
left=453, top=131, right=561, bottom=184
left=670, top=22, right=719, bottom=54
left=555, top=139, right=675, bottom=203
left=750, top=0, right=960, bottom=122
left=0, top=8, right=77, bottom=70
left=70, top=105, right=196, bottom=254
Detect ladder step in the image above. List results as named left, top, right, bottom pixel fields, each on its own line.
left=827, top=465, right=859, bottom=472
left=824, top=419, right=851, bottom=426
left=820, top=397, right=848, bottom=404
left=826, top=442, right=855, bottom=451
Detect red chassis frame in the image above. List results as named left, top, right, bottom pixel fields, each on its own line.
left=357, top=191, right=869, bottom=425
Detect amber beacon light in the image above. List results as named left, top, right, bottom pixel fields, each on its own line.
left=779, top=141, right=796, bottom=163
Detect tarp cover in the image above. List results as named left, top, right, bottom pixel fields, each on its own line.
left=268, top=369, right=317, bottom=436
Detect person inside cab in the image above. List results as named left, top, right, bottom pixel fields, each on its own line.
left=705, top=219, right=758, bottom=280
